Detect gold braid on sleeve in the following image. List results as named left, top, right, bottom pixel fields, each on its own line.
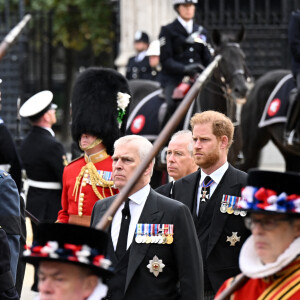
left=72, top=162, right=114, bottom=201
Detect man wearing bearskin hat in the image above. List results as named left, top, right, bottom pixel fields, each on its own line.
left=57, top=67, right=131, bottom=227
left=216, top=170, right=300, bottom=299
left=22, top=223, right=114, bottom=300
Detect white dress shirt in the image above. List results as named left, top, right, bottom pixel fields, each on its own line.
left=178, top=16, right=193, bottom=34
left=196, top=162, right=229, bottom=215
left=135, top=50, right=147, bottom=62
left=111, top=184, right=150, bottom=250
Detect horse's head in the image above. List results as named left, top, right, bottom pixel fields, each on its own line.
left=212, top=26, right=250, bottom=100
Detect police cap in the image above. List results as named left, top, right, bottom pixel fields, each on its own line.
left=134, top=31, right=149, bottom=44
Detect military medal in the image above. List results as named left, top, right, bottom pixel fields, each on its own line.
left=158, top=224, right=164, bottom=244
left=233, top=196, right=240, bottom=215
left=147, top=255, right=165, bottom=277
left=166, top=224, right=174, bottom=244
left=146, top=224, right=152, bottom=244
left=226, top=232, right=241, bottom=246
left=135, top=224, right=142, bottom=244
left=201, top=177, right=214, bottom=202
left=227, top=196, right=234, bottom=214
left=141, top=224, right=147, bottom=243
left=162, top=224, right=168, bottom=244
left=220, top=195, right=229, bottom=213
left=201, top=190, right=209, bottom=202
left=240, top=210, right=247, bottom=217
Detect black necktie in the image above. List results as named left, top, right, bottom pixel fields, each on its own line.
left=198, top=176, right=212, bottom=217
left=115, top=199, right=131, bottom=259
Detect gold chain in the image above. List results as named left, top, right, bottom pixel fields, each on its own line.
left=72, top=162, right=114, bottom=201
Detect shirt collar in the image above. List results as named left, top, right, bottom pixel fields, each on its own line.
left=129, top=184, right=150, bottom=205
left=84, top=149, right=109, bottom=164
left=135, top=50, right=147, bottom=62
left=177, top=16, right=193, bottom=33
left=42, top=126, right=55, bottom=137
left=200, top=161, right=229, bottom=185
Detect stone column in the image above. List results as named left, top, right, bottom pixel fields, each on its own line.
left=115, top=0, right=176, bottom=75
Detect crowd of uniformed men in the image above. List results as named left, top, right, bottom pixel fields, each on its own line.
left=1, top=1, right=300, bottom=300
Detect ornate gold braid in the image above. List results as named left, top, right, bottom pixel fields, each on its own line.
left=72, top=162, right=114, bottom=201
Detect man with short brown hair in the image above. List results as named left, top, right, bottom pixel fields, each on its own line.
left=173, top=110, right=249, bottom=298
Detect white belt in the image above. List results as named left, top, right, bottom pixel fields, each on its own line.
left=28, top=179, right=62, bottom=190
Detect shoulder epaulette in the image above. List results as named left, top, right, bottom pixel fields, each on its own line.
left=67, top=155, right=84, bottom=166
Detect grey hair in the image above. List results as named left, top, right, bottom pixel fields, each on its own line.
left=114, top=135, right=155, bottom=165
left=170, top=130, right=194, bottom=156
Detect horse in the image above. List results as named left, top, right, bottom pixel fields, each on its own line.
left=240, top=69, right=300, bottom=172
left=126, top=27, right=250, bottom=185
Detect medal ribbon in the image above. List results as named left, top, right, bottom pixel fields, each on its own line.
left=201, top=178, right=214, bottom=189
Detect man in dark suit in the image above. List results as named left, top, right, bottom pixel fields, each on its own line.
left=19, top=90, right=67, bottom=291
left=156, top=129, right=198, bottom=197
left=172, top=111, right=250, bottom=299
left=91, top=135, right=203, bottom=300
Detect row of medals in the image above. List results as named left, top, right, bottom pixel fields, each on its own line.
left=220, top=196, right=247, bottom=217
left=135, top=233, right=173, bottom=244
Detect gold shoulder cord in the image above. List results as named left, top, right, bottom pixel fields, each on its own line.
left=72, top=161, right=114, bottom=201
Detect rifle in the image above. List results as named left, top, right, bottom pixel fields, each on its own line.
left=0, top=14, right=32, bottom=61
left=96, top=54, right=222, bottom=231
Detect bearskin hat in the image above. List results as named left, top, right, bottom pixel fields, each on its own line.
left=71, top=67, right=131, bottom=155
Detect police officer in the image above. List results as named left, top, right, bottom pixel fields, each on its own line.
left=19, top=90, right=67, bottom=291
left=286, top=10, right=300, bottom=145
left=159, top=0, right=212, bottom=127
left=126, top=31, right=152, bottom=80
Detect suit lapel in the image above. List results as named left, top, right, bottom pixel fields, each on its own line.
left=125, top=189, right=164, bottom=292
left=98, top=198, right=118, bottom=267
left=174, top=19, right=189, bottom=36
left=175, top=170, right=200, bottom=211
left=206, top=165, right=239, bottom=257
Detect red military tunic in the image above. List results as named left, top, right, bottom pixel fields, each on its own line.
left=215, top=256, right=300, bottom=300
left=57, top=149, right=118, bottom=226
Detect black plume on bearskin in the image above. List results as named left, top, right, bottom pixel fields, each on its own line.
left=71, top=67, right=131, bottom=155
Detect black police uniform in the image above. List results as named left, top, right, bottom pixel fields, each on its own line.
left=0, top=227, right=19, bottom=300
left=159, top=19, right=211, bottom=89
left=159, top=19, right=212, bottom=126
left=126, top=54, right=153, bottom=80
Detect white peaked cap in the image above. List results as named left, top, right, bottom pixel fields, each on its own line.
left=19, top=90, right=56, bottom=118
